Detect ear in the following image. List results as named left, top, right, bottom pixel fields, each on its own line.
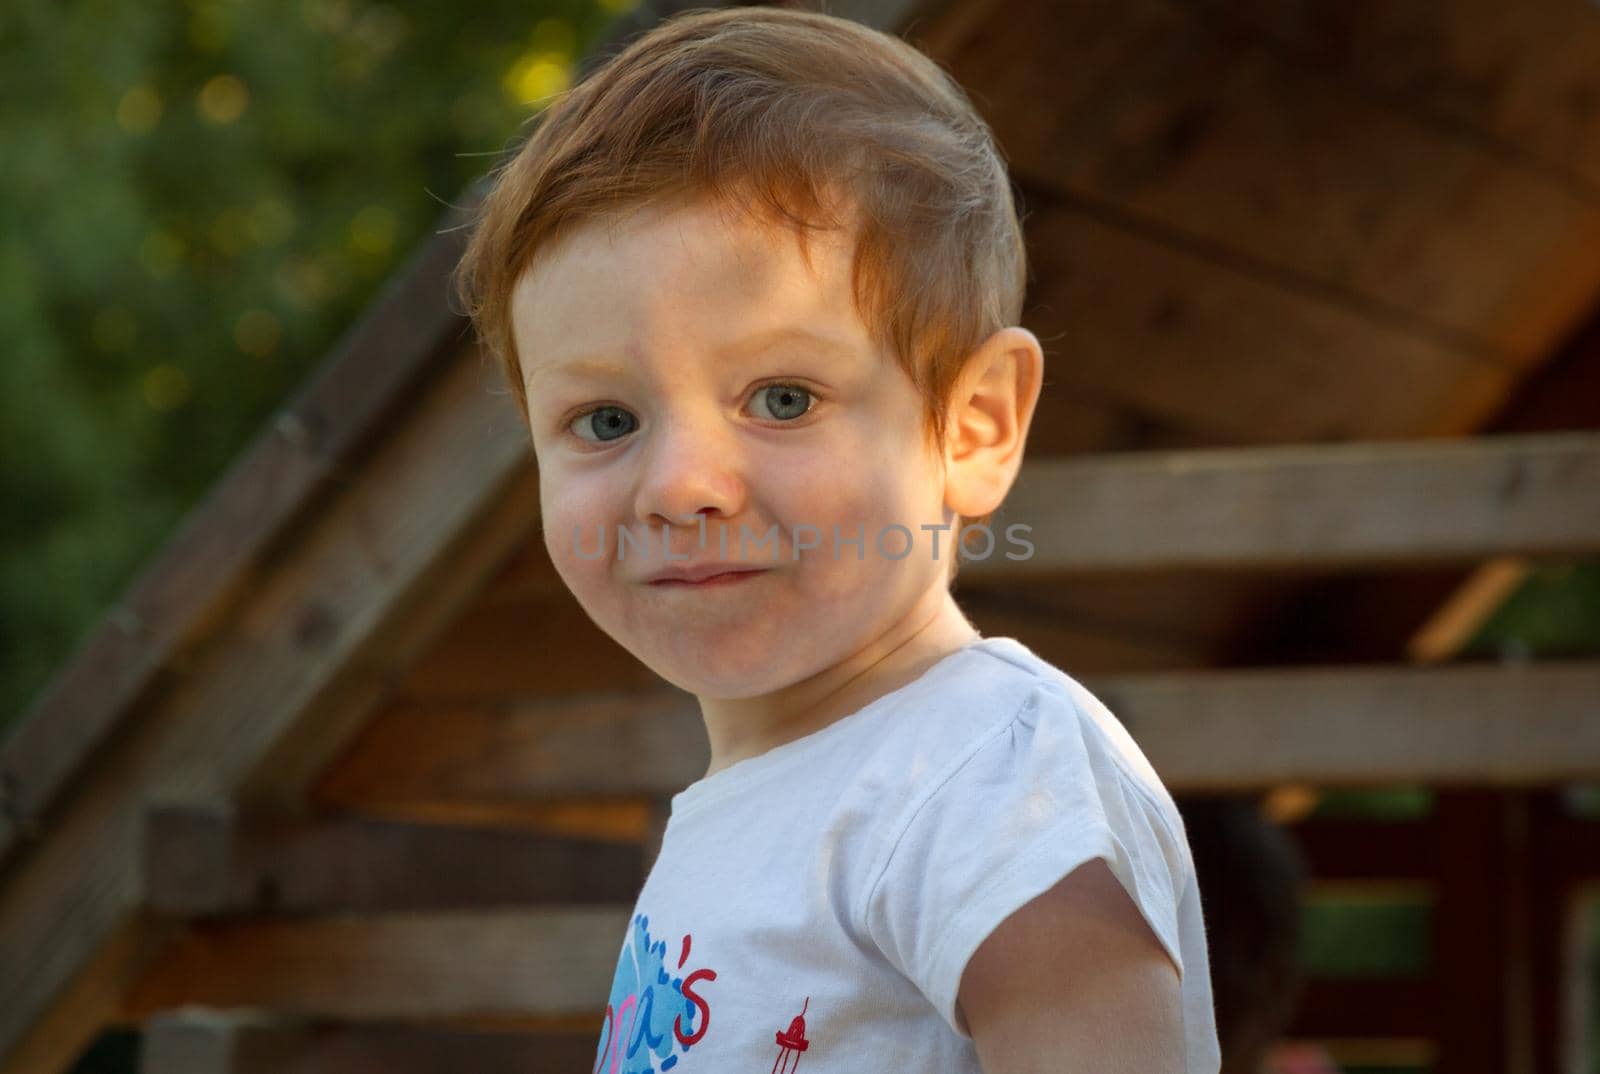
left=942, top=326, right=1044, bottom=518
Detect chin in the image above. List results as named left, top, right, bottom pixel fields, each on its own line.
left=641, top=631, right=806, bottom=700
left=640, top=657, right=769, bottom=699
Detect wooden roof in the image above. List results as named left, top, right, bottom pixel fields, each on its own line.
left=4, top=0, right=1600, bottom=1070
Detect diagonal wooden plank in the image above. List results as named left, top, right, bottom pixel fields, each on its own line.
left=0, top=346, right=532, bottom=1073
left=0, top=218, right=474, bottom=870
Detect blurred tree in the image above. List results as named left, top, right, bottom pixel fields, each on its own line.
left=1, top=0, right=634, bottom=730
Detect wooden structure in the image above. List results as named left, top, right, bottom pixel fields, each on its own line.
left=4, top=0, right=1600, bottom=1070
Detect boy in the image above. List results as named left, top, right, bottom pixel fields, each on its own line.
left=454, top=6, right=1221, bottom=1071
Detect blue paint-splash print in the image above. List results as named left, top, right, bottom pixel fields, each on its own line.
left=593, top=912, right=719, bottom=1073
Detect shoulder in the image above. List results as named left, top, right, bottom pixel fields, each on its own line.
left=842, top=637, right=1059, bottom=807
left=979, top=637, right=1186, bottom=842
left=866, top=636, right=1181, bottom=844
left=882, top=635, right=1097, bottom=762
left=852, top=638, right=1199, bottom=1048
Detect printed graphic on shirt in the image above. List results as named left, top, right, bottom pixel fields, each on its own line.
left=771, top=995, right=811, bottom=1072
left=593, top=912, right=717, bottom=1073
left=592, top=911, right=818, bottom=1073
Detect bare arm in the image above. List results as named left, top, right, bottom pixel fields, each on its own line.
left=958, top=857, right=1188, bottom=1074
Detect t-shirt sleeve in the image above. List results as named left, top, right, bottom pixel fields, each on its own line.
left=858, top=678, right=1192, bottom=1040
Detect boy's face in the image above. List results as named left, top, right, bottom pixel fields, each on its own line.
left=509, top=194, right=960, bottom=699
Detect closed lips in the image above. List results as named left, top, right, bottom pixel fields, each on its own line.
left=647, top=567, right=768, bottom=584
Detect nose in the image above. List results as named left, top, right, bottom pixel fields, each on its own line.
left=632, top=415, right=747, bottom=529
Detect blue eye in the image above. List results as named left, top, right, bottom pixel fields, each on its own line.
left=571, top=405, right=637, bottom=443
left=568, top=387, right=812, bottom=442
left=750, top=384, right=813, bottom=421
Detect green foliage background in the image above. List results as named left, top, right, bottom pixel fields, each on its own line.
left=1, top=0, right=632, bottom=730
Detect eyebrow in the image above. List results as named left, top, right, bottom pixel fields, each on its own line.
left=524, top=324, right=857, bottom=392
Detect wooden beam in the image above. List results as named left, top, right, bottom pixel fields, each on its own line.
left=1405, top=295, right=1600, bottom=668
left=1097, top=661, right=1600, bottom=790
left=1175, top=0, right=1600, bottom=197
left=305, top=797, right=663, bottom=848
left=0, top=210, right=473, bottom=869
left=950, top=0, right=1600, bottom=364
left=122, top=909, right=628, bottom=1022
left=232, top=452, right=542, bottom=813
left=963, top=431, right=1600, bottom=576
left=142, top=801, right=644, bottom=916
left=317, top=692, right=704, bottom=808
left=1016, top=194, right=1516, bottom=449
left=140, top=1010, right=598, bottom=1074
left=315, top=661, right=1600, bottom=806
left=1406, top=556, right=1534, bottom=664
left=0, top=345, right=531, bottom=1074
left=4, top=912, right=183, bottom=1074
left=1258, top=296, right=1600, bottom=777
left=399, top=576, right=1240, bottom=702
left=393, top=589, right=667, bottom=702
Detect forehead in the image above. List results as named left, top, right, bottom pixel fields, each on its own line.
left=511, top=195, right=867, bottom=380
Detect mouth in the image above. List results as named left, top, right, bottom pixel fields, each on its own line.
left=647, top=568, right=770, bottom=588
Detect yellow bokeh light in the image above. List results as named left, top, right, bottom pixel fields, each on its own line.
left=502, top=53, right=570, bottom=107
left=1260, top=783, right=1321, bottom=825
left=596, top=0, right=640, bottom=14
left=198, top=74, right=249, bottom=124
left=117, top=85, right=163, bottom=134
left=143, top=364, right=193, bottom=412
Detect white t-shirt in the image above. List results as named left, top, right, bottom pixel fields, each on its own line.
left=591, top=635, right=1221, bottom=1072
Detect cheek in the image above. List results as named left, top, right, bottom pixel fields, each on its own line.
left=767, top=432, right=906, bottom=523
left=784, top=479, right=918, bottom=592
left=538, top=470, right=618, bottom=593
left=541, top=518, right=596, bottom=611
left=767, top=428, right=942, bottom=550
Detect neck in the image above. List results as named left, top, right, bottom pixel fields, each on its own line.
left=695, top=585, right=981, bottom=780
